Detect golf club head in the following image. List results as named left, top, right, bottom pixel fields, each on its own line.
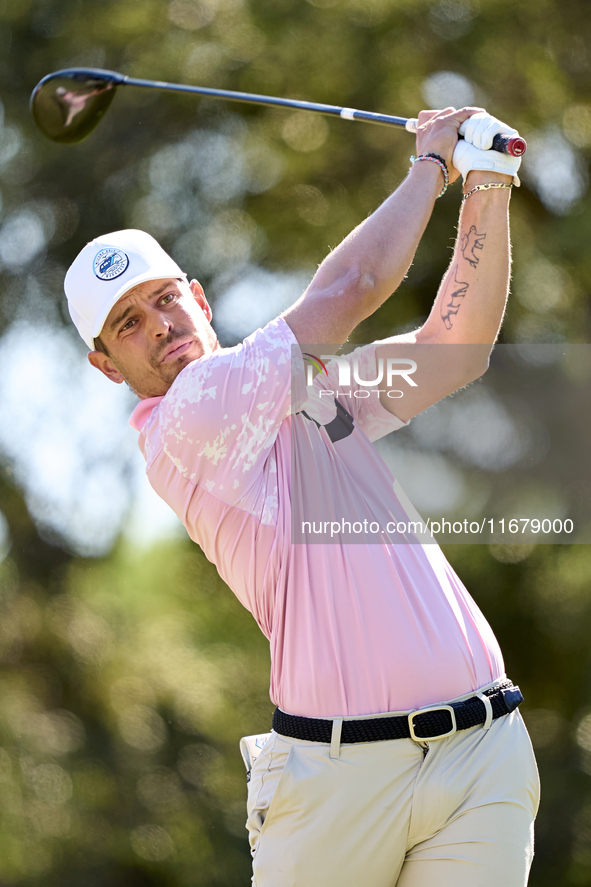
left=30, top=68, right=126, bottom=144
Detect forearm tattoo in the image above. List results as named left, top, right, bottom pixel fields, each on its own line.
left=461, top=225, right=486, bottom=267
left=440, top=225, right=487, bottom=329
left=440, top=265, right=469, bottom=330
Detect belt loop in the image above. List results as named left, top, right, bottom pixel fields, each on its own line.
left=477, top=693, right=493, bottom=731
left=330, top=718, right=343, bottom=758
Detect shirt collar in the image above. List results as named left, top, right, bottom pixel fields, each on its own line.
left=129, top=395, right=164, bottom=431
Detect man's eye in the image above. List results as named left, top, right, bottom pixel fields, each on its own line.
left=160, top=293, right=174, bottom=304
left=121, top=319, right=135, bottom=332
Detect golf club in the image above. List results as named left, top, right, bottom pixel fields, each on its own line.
left=30, top=67, right=527, bottom=156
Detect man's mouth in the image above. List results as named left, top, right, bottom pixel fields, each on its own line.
left=161, top=338, right=196, bottom=363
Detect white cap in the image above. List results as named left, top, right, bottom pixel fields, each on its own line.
left=64, top=229, right=188, bottom=349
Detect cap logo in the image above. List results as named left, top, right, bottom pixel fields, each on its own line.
left=93, top=247, right=129, bottom=281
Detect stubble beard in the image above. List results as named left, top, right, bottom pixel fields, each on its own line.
left=119, top=328, right=201, bottom=398
left=150, top=327, right=199, bottom=384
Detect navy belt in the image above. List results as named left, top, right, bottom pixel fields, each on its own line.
left=273, top=680, right=523, bottom=744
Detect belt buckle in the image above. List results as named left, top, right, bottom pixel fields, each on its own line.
left=408, top=704, right=457, bottom=742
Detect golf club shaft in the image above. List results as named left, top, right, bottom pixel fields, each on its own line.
left=124, top=75, right=410, bottom=128
left=122, top=75, right=525, bottom=156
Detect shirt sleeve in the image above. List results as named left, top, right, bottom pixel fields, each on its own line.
left=155, top=315, right=303, bottom=505
left=309, top=342, right=409, bottom=442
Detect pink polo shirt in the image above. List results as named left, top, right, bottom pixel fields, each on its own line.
left=130, top=316, right=504, bottom=718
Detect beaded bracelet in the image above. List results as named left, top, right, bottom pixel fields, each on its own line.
left=410, top=153, right=449, bottom=198
left=462, top=182, right=512, bottom=201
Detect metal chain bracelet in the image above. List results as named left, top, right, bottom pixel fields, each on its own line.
left=462, top=182, right=513, bottom=201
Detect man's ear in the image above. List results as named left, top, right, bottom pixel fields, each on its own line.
left=88, top=350, right=125, bottom=384
left=189, top=279, right=212, bottom=322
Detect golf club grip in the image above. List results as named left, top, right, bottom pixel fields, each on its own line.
left=405, top=118, right=526, bottom=157
left=490, top=134, right=527, bottom=157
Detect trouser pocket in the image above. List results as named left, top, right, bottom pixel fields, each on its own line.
left=245, top=733, right=293, bottom=857
left=240, top=732, right=273, bottom=782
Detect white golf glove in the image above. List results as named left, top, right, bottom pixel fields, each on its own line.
left=453, top=111, right=521, bottom=185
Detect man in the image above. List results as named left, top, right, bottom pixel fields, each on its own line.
left=65, top=107, right=539, bottom=887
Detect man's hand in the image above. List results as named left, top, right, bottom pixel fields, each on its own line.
left=453, top=111, right=522, bottom=185
left=415, top=107, right=486, bottom=184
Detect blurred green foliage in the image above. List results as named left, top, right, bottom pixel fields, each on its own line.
left=0, top=481, right=273, bottom=885
left=1, top=0, right=591, bottom=883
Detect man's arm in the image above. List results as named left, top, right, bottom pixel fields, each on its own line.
left=376, top=167, right=512, bottom=422
left=281, top=107, right=480, bottom=347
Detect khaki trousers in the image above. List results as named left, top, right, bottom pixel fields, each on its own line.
left=246, top=688, right=540, bottom=887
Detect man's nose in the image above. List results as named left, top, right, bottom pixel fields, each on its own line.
left=149, top=311, right=173, bottom=337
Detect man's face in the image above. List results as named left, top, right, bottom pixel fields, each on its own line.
left=88, top=277, right=218, bottom=398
